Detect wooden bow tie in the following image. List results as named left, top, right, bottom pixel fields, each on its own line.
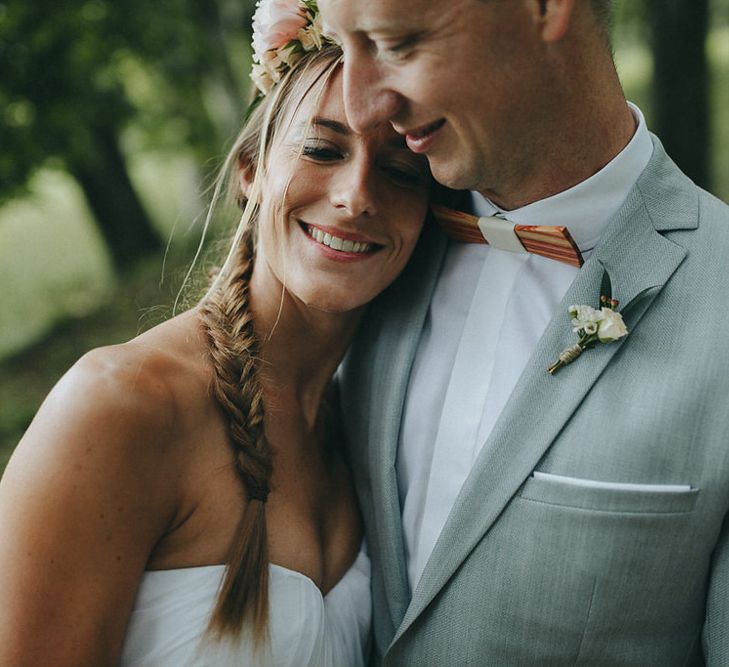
left=432, top=205, right=584, bottom=268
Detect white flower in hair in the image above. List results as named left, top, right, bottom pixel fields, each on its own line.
left=298, top=12, right=325, bottom=50
left=251, top=63, right=275, bottom=94
left=252, top=0, right=308, bottom=60
left=278, top=42, right=304, bottom=68
left=249, top=0, right=335, bottom=95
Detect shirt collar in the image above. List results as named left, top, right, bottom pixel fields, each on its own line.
left=471, top=102, right=654, bottom=254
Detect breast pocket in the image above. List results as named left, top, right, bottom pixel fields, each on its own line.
left=496, top=471, right=707, bottom=663
left=519, top=471, right=700, bottom=514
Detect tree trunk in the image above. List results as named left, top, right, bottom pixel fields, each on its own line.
left=69, top=126, right=162, bottom=272
left=196, top=0, right=248, bottom=136
left=647, top=0, right=710, bottom=189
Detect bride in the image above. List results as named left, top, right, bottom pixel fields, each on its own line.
left=0, top=2, right=432, bottom=664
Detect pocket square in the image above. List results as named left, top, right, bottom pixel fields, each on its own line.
left=532, top=471, right=693, bottom=493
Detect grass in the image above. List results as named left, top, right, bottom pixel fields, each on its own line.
left=0, top=170, right=115, bottom=360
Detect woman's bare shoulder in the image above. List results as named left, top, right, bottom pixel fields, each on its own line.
left=0, top=311, right=216, bottom=665
left=4, top=310, right=213, bottom=501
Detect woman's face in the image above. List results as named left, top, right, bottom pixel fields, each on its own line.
left=253, top=66, right=431, bottom=314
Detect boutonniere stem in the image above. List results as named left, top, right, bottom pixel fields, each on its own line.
left=548, top=296, right=628, bottom=375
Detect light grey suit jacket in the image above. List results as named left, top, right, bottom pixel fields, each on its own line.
left=340, top=137, right=729, bottom=665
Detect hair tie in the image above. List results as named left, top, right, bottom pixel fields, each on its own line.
left=248, top=481, right=270, bottom=503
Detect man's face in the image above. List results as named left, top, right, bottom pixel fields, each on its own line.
left=320, top=0, right=550, bottom=200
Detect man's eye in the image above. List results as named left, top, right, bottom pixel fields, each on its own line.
left=302, top=144, right=343, bottom=161
left=380, top=36, right=417, bottom=60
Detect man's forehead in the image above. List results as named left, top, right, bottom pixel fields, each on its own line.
left=321, top=0, right=439, bottom=33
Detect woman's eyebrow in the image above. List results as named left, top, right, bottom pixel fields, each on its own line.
left=308, top=117, right=410, bottom=150
left=311, top=117, right=350, bottom=135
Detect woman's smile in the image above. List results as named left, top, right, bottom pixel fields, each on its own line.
left=301, top=221, right=380, bottom=259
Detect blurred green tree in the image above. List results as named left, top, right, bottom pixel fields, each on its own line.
left=0, top=0, right=255, bottom=271
left=646, top=0, right=711, bottom=189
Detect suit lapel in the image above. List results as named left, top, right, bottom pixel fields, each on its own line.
left=366, top=220, right=448, bottom=629
left=392, top=139, right=695, bottom=644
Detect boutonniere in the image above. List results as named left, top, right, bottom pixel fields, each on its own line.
left=547, top=296, right=628, bottom=375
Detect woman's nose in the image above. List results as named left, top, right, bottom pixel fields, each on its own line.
left=330, top=159, right=378, bottom=219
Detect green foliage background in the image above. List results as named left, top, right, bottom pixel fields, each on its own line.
left=1, top=0, right=728, bottom=468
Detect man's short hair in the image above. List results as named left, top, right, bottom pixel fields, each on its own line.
left=590, top=0, right=614, bottom=33
left=476, top=0, right=614, bottom=44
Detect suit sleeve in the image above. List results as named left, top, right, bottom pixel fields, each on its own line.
left=703, top=510, right=729, bottom=664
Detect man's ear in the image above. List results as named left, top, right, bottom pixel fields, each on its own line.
left=530, top=0, right=577, bottom=43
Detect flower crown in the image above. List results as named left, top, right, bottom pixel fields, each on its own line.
left=250, top=0, right=334, bottom=95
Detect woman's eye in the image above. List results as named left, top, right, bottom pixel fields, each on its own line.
left=302, top=143, right=343, bottom=161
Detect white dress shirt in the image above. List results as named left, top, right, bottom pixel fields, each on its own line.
left=397, top=103, right=654, bottom=595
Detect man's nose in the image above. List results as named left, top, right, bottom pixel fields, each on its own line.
left=342, top=49, right=402, bottom=133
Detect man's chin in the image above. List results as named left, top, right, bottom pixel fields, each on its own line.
left=429, top=158, right=478, bottom=193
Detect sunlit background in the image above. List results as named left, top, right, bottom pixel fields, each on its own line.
left=1, top=0, right=728, bottom=468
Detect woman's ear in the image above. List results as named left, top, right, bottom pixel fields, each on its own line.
left=237, top=154, right=256, bottom=202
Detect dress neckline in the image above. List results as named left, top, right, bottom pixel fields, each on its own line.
left=144, top=550, right=366, bottom=602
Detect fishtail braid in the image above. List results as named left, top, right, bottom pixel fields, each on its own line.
left=199, top=223, right=273, bottom=642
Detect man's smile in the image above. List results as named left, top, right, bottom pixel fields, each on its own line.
left=400, top=119, right=446, bottom=153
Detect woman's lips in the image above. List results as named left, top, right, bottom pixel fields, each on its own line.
left=300, top=222, right=382, bottom=262
left=405, top=119, right=446, bottom=154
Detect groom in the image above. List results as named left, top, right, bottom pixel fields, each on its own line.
left=322, top=0, right=729, bottom=664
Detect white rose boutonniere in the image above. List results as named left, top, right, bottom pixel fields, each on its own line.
left=596, top=306, right=628, bottom=342
left=548, top=296, right=628, bottom=375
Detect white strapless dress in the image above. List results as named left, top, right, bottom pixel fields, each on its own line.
left=120, top=550, right=371, bottom=666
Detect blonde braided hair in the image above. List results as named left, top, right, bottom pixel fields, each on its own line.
left=196, top=44, right=343, bottom=642
left=200, top=224, right=271, bottom=639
